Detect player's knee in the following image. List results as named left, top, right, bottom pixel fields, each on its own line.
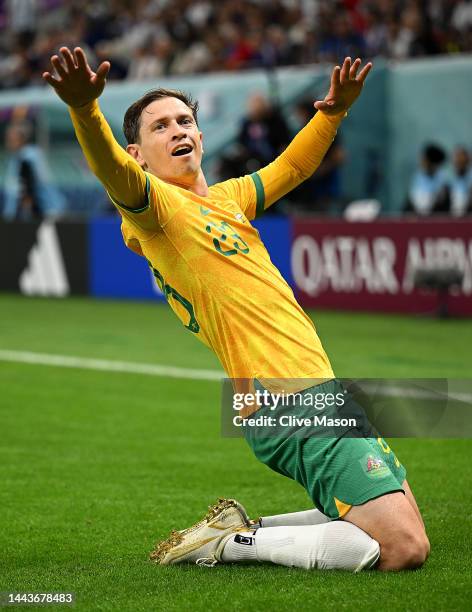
left=401, top=532, right=429, bottom=569
left=381, top=530, right=430, bottom=570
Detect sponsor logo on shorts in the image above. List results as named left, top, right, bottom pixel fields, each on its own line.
left=361, top=453, right=391, bottom=479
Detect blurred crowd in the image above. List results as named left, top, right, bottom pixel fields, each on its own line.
left=218, top=94, right=346, bottom=215
left=1, top=0, right=472, bottom=88
left=405, top=143, right=472, bottom=216
left=3, top=89, right=471, bottom=221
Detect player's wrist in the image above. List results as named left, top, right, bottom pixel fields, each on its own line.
left=313, top=110, right=347, bottom=129
left=316, top=109, right=347, bottom=125
left=68, top=99, right=99, bottom=114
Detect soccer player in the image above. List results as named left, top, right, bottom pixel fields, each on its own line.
left=43, top=47, right=429, bottom=572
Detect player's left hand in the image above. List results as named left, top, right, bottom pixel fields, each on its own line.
left=314, top=57, right=372, bottom=115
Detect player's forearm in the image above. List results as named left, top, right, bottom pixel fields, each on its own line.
left=69, top=100, right=147, bottom=208
left=257, top=111, right=345, bottom=206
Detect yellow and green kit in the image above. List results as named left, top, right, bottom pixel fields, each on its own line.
left=69, top=99, right=406, bottom=518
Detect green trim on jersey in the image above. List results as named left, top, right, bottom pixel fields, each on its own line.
left=110, top=174, right=151, bottom=213
left=250, top=172, right=265, bottom=217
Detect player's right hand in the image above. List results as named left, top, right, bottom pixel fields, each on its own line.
left=42, top=47, right=110, bottom=108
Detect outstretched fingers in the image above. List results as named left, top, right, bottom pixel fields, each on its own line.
left=94, top=61, right=111, bottom=83
left=74, top=47, right=90, bottom=72
left=43, top=45, right=110, bottom=104
left=50, top=55, right=67, bottom=79
left=330, top=64, right=341, bottom=94
left=42, top=71, right=60, bottom=86
left=340, top=57, right=351, bottom=84
left=349, top=58, right=362, bottom=79
left=357, top=61, right=373, bottom=83
left=60, top=47, right=77, bottom=72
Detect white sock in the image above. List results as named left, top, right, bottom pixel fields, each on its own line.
left=222, top=523, right=379, bottom=572
left=221, top=531, right=258, bottom=562
left=260, top=508, right=330, bottom=528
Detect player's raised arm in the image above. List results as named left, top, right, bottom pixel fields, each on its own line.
left=43, top=47, right=148, bottom=211
left=254, top=57, right=372, bottom=212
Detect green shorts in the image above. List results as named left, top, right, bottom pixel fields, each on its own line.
left=244, top=379, right=406, bottom=519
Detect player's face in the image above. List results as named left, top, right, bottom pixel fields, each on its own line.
left=129, top=97, right=203, bottom=185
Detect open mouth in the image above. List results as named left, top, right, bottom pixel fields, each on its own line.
left=171, top=145, right=193, bottom=157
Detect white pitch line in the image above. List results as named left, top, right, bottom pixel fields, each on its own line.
left=0, top=350, right=471, bottom=403
left=0, top=350, right=223, bottom=381
left=360, top=383, right=472, bottom=404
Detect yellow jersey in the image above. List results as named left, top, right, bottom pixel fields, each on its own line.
left=70, top=100, right=343, bottom=384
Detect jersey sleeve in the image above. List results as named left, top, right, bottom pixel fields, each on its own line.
left=69, top=100, right=162, bottom=237
left=252, top=110, right=346, bottom=213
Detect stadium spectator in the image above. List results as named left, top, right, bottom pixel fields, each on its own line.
left=2, top=120, right=65, bottom=221
left=318, top=9, right=366, bottom=63
left=289, top=99, right=346, bottom=214
left=238, top=93, right=291, bottom=166
left=221, top=23, right=258, bottom=71
left=451, top=0, right=472, bottom=32
left=404, top=143, right=449, bottom=215
left=389, top=3, right=441, bottom=59
left=363, top=7, right=390, bottom=57
left=448, top=146, right=472, bottom=216
left=218, top=92, right=291, bottom=187
left=127, top=36, right=175, bottom=81
left=6, top=0, right=38, bottom=41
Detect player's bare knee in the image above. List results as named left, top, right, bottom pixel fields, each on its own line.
left=381, top=530, right=429, bottom=570
left=402, top=532, right=429, bottom=569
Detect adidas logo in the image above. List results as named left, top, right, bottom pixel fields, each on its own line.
left=19, top=222, right=69, bottom=297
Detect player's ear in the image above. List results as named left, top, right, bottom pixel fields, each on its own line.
left=127, top=143, right=146, bottom=168
left=199, top=131, right=204, bottom=155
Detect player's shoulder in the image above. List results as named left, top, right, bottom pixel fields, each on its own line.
left=145, top=170, right=187, bottom=208
left=146, top=170, right=203, bottom=205
left=209, top=177, right=232, bottom=194
left=146, top=171, right=174, bottom=194
left=210, top=174, right=256, bottom=198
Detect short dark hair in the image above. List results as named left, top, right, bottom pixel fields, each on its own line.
left=423, top=143, right=446, bottom=165
left=123, top=88, right=199, bottom=144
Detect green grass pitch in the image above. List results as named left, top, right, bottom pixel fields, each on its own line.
left=0, top=294, right=471, bottom=611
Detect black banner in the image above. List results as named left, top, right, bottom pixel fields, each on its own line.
left=0, top=221, right=88, bottom=296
